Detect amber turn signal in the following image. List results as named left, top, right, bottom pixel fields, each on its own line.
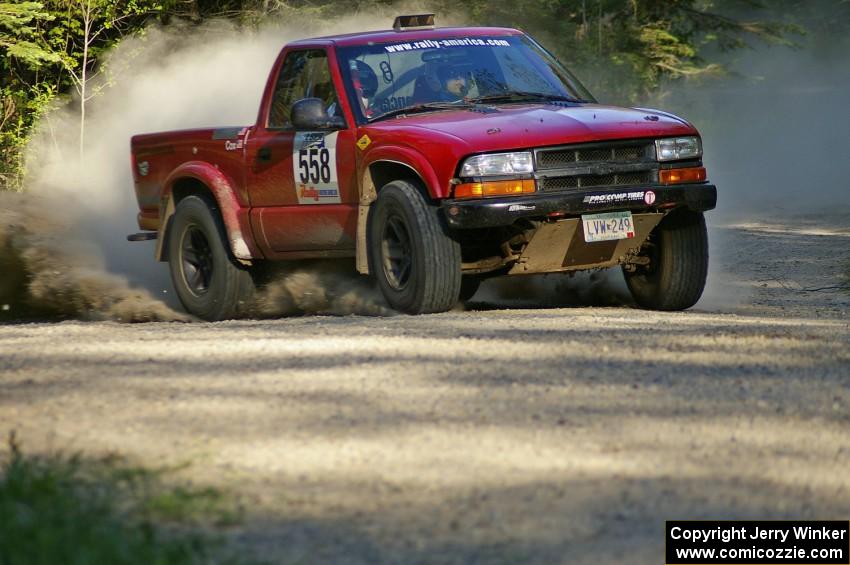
left=454, top=179, right=536, bottom=198
left=659, top=166, right=706, bottom=184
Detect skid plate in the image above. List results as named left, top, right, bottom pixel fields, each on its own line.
left=507, top=212, right=664, bottom=275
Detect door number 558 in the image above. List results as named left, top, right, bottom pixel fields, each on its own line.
left=298, top=148, right=331, bottom=184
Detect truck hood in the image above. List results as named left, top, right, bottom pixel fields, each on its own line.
left=372, top=104, right=696, bottom=152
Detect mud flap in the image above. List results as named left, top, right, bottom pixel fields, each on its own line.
left=508, top=212, right=664, bottom=275
left=356, top=203, right=370, bottom=274
left=154, top=195, right=175, bottom=262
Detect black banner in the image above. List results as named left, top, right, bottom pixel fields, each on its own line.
left=666, top=521, right=850, bottom=564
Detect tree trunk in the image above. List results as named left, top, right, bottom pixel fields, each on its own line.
left=79, top=0, right=91, bottom=161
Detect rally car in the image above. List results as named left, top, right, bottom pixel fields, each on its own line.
left=129, top=14, right=716, bottom=320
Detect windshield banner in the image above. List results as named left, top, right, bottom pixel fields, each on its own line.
left=384, top=37, right=510, bottom=53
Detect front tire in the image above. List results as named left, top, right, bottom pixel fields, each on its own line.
left=167, top=195, right=255, bottom=321
left=624, top=209, right=708, bottom=311
left=368, top=180, right=462, bottom=314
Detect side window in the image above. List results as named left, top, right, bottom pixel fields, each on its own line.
left=268, top=49, right=340, bottom=129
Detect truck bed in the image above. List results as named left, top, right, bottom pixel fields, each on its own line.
left=131, top=126, right=250, bottom=230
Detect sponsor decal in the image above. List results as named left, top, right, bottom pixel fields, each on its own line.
left=220, top=127, right=249, bottom=151
left=644, top=190, right=656, bottom=205
left=356, top=134, right=372, bottom=150
left=376, top=96, right=413, bottom=113
left=384, top=37, right=511, bottom=53
left=293, top=131, right=340, bottom=204
left=582, top=191, right=645, bottom=205
left=137, top=161, right=149, bottom=177
left=298, top=184, right=341, bottom=202
left=508, top=204, right=535, bottom=212
left=379, top=61, right=394, bottom=83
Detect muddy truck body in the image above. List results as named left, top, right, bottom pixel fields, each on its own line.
left=129, top=15, right=717, bottom=320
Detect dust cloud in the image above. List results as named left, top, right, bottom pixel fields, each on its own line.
left=471, top=270, right=631, bottom=310
left=0, top=191, right=186, bottom=322
left=637, top=19, right=850, bottom=311
left=650, top=47, right=850, bottom=217
left=0, top=6, right=448, bottom=322
left=252, top=260, right=391, bottom=317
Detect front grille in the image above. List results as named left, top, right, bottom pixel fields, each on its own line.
left=539, top=170, right=654, bottom=192
left=536, top=142, right=652, bottom=170
left=535, top=141, right=657, bottom=193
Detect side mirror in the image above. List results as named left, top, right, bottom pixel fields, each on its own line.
left=291, top=98, right=345, bottom=130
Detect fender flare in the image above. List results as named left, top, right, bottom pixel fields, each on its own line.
left=356, top=150, right=441, bottom=275
left=359, top=147, right=442, bottom=202
left=155, top=162, right=255, bottom=263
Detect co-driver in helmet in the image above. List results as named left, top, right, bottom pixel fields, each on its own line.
left=350, top=60, right=378, bottom=117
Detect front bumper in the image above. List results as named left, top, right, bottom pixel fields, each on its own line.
left=442, top=183, right=716, bottom=229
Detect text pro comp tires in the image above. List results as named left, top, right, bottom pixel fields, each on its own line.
left=167, top=195, right=255, bottom=321
left=368, top=180, right=462, bottom=314
left=624, top=209, right=709, bottom=311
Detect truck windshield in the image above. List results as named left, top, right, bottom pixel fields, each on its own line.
left=337, top=34, right=596, bottom=123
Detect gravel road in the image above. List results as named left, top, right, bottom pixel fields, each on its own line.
left=1, top=210, right=849, bottom=564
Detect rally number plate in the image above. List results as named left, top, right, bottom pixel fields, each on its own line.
left=581, top=211, right=635, bottom=243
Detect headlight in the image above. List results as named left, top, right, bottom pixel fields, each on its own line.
left=460, top=152, right=534, bottom=176
left=655, top=137, right=702, bottom=161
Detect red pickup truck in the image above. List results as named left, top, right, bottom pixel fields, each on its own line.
left=130, top=14, right=716, bottom=320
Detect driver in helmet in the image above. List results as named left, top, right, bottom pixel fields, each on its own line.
left=437, top=63, right=469, bottom=101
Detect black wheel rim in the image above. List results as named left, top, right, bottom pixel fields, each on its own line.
left=180, top=224, right=214, bottom=296
left=381, top=214, right=413, bottom=290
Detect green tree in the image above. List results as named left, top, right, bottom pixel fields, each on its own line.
left=0, top=2, right=61, bottom=189
left=0, top=1, right=60, bottom=66
left=43, top=0, right=160, bottom=157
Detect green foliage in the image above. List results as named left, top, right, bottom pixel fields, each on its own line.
left=0, top=432, right=242, bottom=565
left=0, top=83, right=54, bottom=191
left=0, top=0, right=163, bottom=189
left=0, top=2, right=60, bottom=67
left=42, top=0, right=163, bottom=77
left=0, top=2, right=60, bottom=189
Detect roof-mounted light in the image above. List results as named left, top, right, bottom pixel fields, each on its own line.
left=393, top=13, right=435, bottom=31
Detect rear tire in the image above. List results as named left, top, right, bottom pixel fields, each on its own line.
left=368, top=180, right=462, bottom=314
left=167, top=195, right=255, bottom=321
left=623, top=209, right=708, bottom=311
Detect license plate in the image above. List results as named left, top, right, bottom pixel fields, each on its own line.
left=582, top=211, right=635, bottom=243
